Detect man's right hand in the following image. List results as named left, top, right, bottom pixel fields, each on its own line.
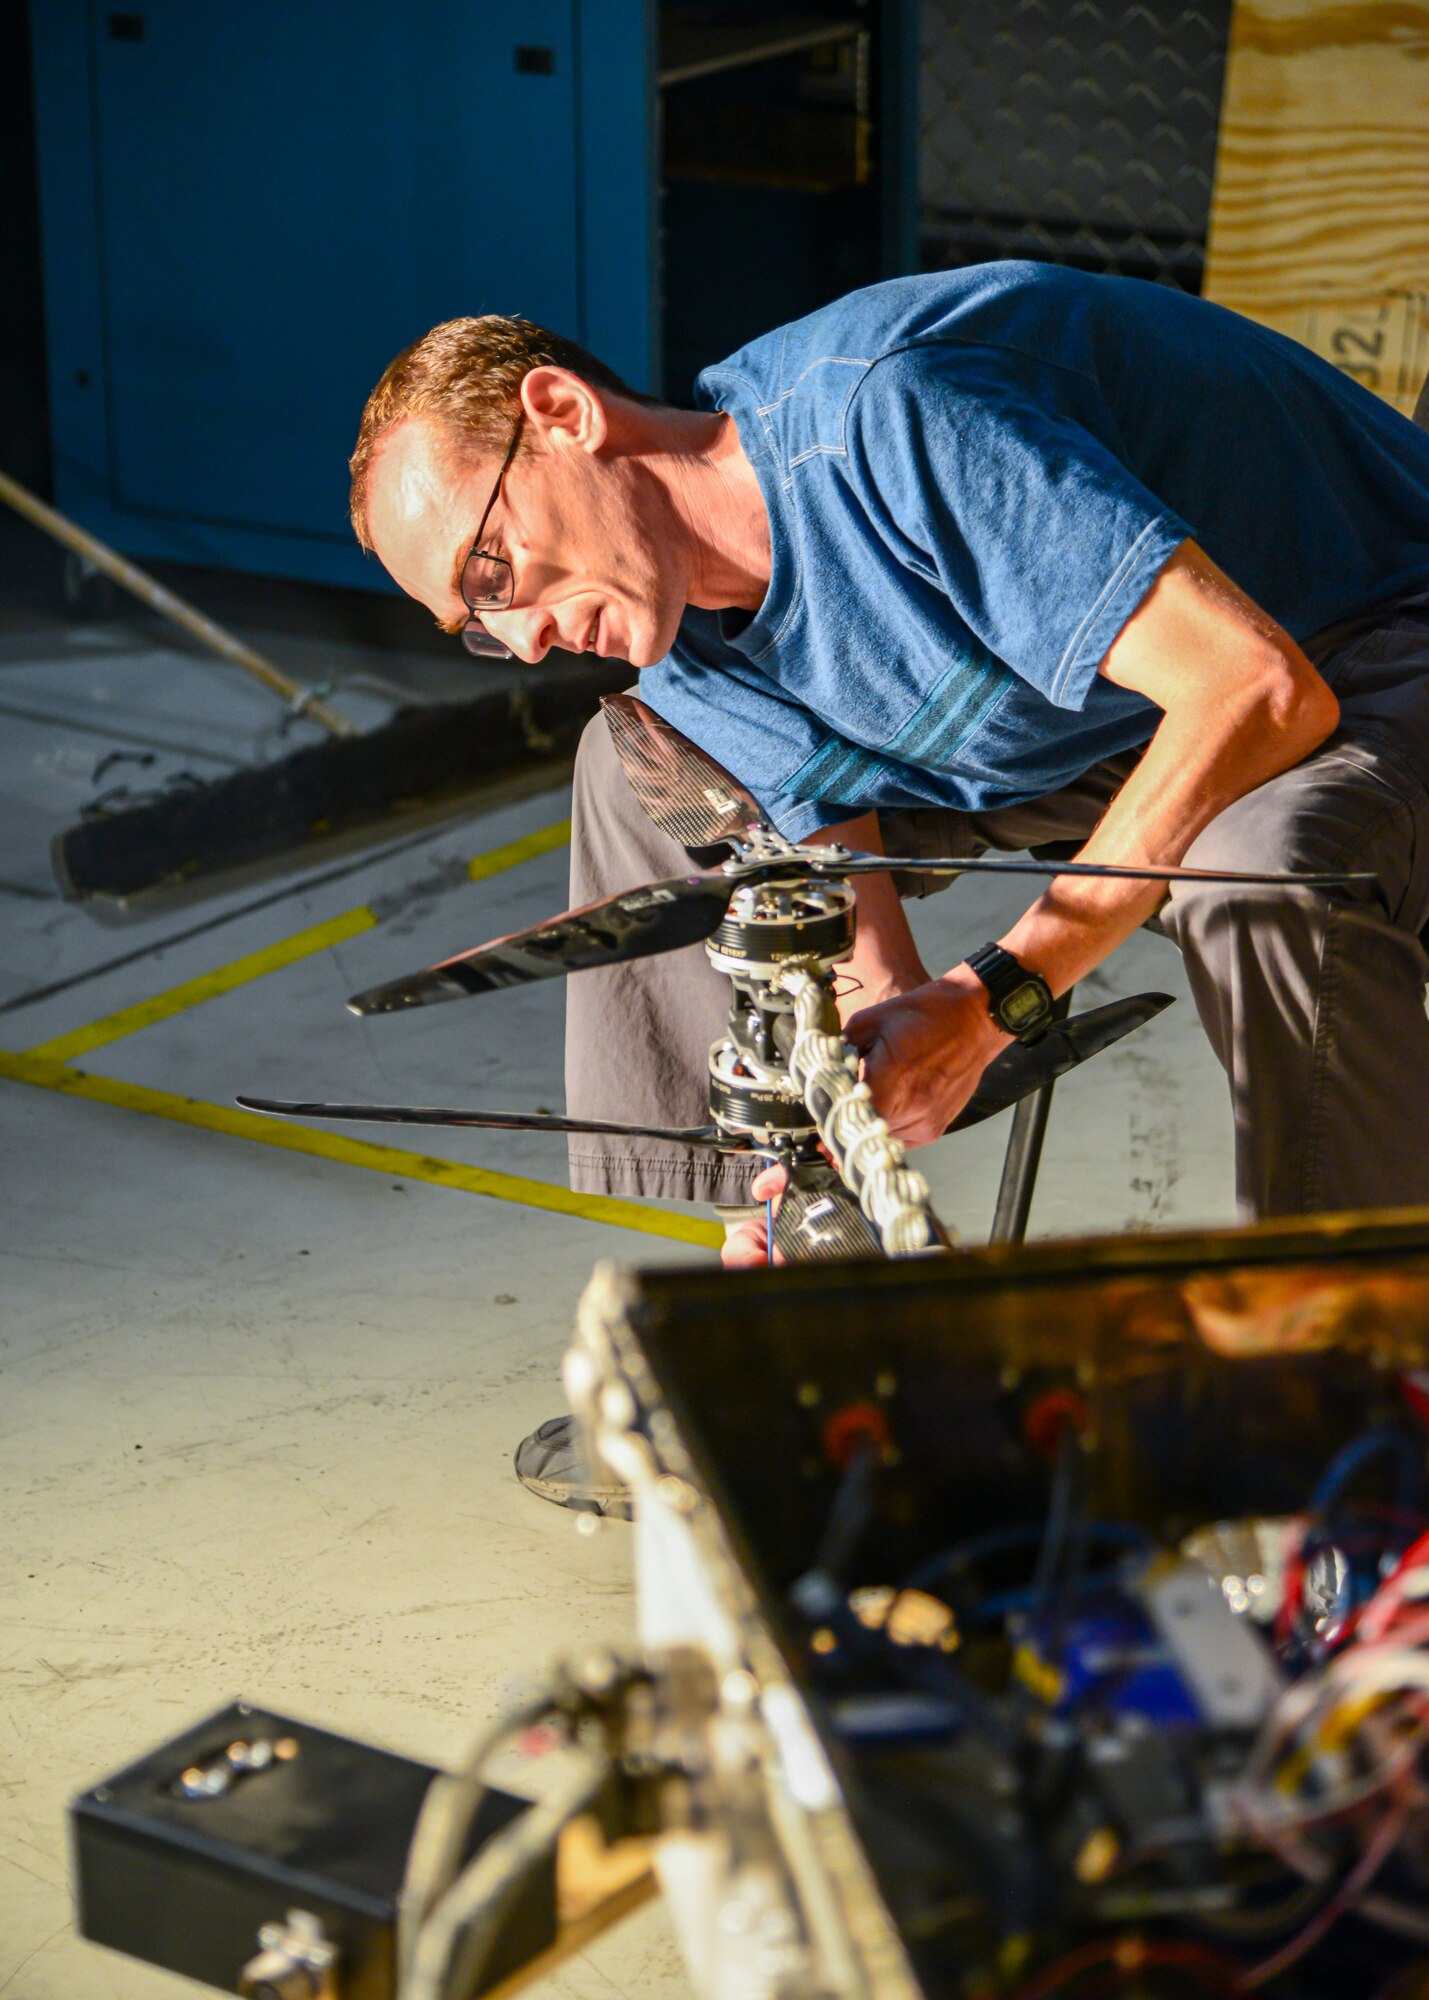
left=845, top=964, right=1010, bottom=1147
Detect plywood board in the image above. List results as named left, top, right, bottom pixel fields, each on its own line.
left=1202, top=0, right=1429, bottom=416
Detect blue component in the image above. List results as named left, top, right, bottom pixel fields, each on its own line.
left=1020, top=1592, right=1201, bottom=1726
left=29, top=0, right=656, bottom=589
left=28, top=2, right=921, bottom=593
left=1309, top=1425, right=1423, bottom=1521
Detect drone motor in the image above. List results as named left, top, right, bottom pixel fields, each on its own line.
left=704, top=874, right=856, bottom=981
left=706, top=1036, right=820, bottom=1147
left=701, top=875, right=855, bottom=1149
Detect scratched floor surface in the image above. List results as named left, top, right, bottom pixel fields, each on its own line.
left=0, top=620, right=1236, bottom=2000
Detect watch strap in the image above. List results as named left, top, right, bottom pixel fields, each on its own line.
left=965, top=942, right=1054, bottom=1041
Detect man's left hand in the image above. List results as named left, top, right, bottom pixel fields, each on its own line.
left=844, top=967, right=1009, bottom=1147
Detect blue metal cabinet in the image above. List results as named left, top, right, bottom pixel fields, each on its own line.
left=30, top=0, right=655, bottom=588
left=29, top=3, right=917, bottom=592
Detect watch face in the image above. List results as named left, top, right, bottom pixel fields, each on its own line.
left=1003, top=980, right=1051, bottom=1030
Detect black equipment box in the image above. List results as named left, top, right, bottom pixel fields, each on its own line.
left=611, top=1208, right=1429, bottom=1997
left=71, top=1700, right=556, bottom=1999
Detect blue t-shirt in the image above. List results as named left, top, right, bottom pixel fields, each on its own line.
left=638, top=264, right=1429, bottom=840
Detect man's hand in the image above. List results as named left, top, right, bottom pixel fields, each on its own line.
left=798, top=812, right=1007, bottom=1147
left=844, top=964, right=1009, bottom=1146
left=840, top=541, right=1340, bottom=1152
left=720, top=1163, right=789, bottom=1268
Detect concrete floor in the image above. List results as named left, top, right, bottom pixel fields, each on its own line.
left=0, top=591, right=1239, bottom=2000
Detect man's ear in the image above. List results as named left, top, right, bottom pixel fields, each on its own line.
left=519, top=365, right=608, bottom=456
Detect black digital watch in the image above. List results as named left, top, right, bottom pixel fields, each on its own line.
left=964, top=942, right=1055, bottom=1043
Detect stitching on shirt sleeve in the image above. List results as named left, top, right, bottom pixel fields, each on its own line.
left=1051, top=516, right=1167, bottom=702
left=757, top=357, right=872, bottom=418
left=783, top=362, right=872, bottom=465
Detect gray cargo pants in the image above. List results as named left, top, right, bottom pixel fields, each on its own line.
left=565, top=590, right=1429, bottom=1220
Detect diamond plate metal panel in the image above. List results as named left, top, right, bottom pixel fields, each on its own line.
left=920, top=0, right=1233, bottom=290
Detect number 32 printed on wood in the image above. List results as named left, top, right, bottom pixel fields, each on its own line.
left=1300, top=292, right=1429, bottom=416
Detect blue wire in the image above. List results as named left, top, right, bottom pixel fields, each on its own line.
left=905, top=1521, right=1153, bottom=1622
left=1308, top=1425, right=1422, bottom=1520
left=766, top=1195, right=774, bottom=1265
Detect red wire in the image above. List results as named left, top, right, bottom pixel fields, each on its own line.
left=1359, top=1530, right=1429, bottom=1643
left=1274, top=1516, right=1429, bottom=1652
left=1003, top=1937, right=1246, bottom=2000
left=1274, top=1515, right=1310, bottom=1648
left=1242, top=1791, right=1411, bottom=1988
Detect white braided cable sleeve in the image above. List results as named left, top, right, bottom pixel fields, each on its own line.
left=774, top=966, right=938, bottom=1255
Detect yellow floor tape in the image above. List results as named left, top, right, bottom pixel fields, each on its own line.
left=27, top=819, right=574, bottom=1064
left=0, top=1048, right=723, bottom=1249
left=464, top=819, right=571, bottom=884
left=7, top=812, right=722, bottom=1249
left=28, top=908, right=380, bottom=1063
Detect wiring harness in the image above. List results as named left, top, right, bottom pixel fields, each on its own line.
left=775, top=963, right=939, bottom=1256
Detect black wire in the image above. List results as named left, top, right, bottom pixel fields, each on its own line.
left=80, top=769, right=206, bottom=820
left=1029, top=1425, right=1088, bottom=1633
left=90, top=747, right=157, bottom=786
left=814, top=1443, right=878, bottom=1580
left=1051, top=1478, right=1094, bottom=1647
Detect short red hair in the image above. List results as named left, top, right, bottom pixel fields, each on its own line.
left=349, top=315, right=649, bottom=547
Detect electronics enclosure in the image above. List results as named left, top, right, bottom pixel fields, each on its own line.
left=71, top=1700, right=555, bottom=1999
left=606, top=1208, right=1429, bottom=1995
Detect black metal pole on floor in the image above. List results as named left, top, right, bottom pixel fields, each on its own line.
left=987, top=990, right=1073, bottom=1246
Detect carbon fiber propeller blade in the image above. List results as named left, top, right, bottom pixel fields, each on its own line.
left=600, top=691, right=761, bottom=848
left=773, top=1163, right=884, bottom=1263
left=827, top=854, right=1376, bottom=889
left=347, top=845, right=1374, bottom=1018
left=235, top=1095, right=734, bottom=1148
left=347, top=871, right=736, bottom=1015
left=947, top=993, right=1175, bottom=1132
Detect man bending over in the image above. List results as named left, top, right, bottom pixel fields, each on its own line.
left=350, top=267, right=1429, bottom=1495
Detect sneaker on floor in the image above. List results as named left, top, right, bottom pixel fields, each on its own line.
left=514, top=1414, right=634, bottom=1519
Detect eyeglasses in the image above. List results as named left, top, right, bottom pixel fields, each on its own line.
left=459, top=414, right=523, bottom=659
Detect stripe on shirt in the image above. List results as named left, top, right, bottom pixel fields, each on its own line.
left=783, top=662, right=1011, bottom=807
left=885, top=661, right=1014, bottom=765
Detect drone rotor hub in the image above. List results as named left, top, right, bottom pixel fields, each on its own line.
left=705, top=875, right=856, bottom=981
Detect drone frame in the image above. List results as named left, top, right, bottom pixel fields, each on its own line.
left=239, top=695, right=1373, bottom=1261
